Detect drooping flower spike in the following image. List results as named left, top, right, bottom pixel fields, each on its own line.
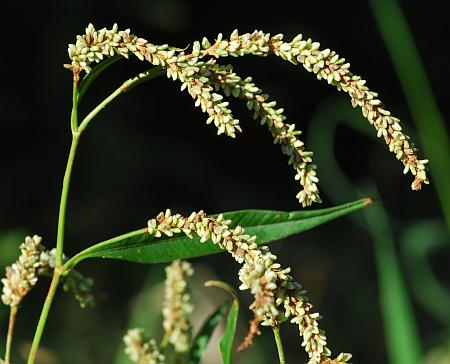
left=66, top=24, right=429, bottom=207
left=147, top=210, right=351, bottom=363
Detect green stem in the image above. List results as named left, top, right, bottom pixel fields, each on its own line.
left=71, top=80, right=79, bottom=133
left=27, top=272, right=61, bottom=364
left=55, top=134, right=80, bottom=268
left=272, top=325, right=287, bottom=364
left=5, top=306, right=18, bottom=364
left=27, top=82, right=80, bottom=364
left=360, top=183, right=422, bottom=364
left=78, top=67, right=165, bottom=133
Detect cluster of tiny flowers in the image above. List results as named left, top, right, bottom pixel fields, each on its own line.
left=202, top=61, right=320, bottom=206
left=168, top=60, right=242, bottom=138
left=36, top=248, right=95, bottom=308
left=36, top=248, right=94, bottom=307
left=147, top=210, right=257, bottom=263
left=1, top=237, right=95, bottom=308
left=123, top=328, right=165, bottom=364
left=147, top=210, right=350, bottom=363
left=65, top=23, right=179, bottom=74
left=162, top=259, right=193, bottom=353
left=237, top=236, right=351, bottom=363
left=65, top=24, right=241, bottom=138
left=67, top=25, right=428, bottom=202
left=61, top=270, right=95, bottom=308
left=267, top=33, right=429, bottom=190
left=1, top=235, right=44, bottom=307
left=196, top=29, right=428, bottom=190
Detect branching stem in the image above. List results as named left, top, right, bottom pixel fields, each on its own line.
left=78, top=67, right=164, bottom=133
left=26, top=79, right=81, bottom=364
left=26, top=67, right=164, bottom=363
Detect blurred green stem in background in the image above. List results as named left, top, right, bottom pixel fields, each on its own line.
left=369, top=0, right=450, bottom=233
left=401, top=220, right=450, bottom=325
left=359, top=183, right=422, bottom=364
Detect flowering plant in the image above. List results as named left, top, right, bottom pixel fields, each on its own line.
left=0, top=24, right=428, bottom=364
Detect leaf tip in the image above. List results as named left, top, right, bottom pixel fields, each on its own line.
left=205, top=280, right=238, bottom=302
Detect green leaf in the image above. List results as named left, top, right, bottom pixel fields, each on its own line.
left=77, top=55, right=122, bottom=104
left=63, top=198, right=373, bottom=271
left=205, top=281, right=240, bottom=364
left=188, top=302, right=229, bottom=364
left=221, top=302, right=239, bottom=364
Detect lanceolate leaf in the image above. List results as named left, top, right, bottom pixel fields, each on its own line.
left=220, top=301, right=239, bottom=364
left=205, top=281, right=240, bottom=364
left=188, top=302, right=229, bottom=364
left=63, top=198, right=373, bottom=271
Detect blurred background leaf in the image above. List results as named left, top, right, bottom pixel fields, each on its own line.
left=188, top=302, right=229, bottom=364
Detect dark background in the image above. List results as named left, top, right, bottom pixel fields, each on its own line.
left=0, top=0, right=448, bottom=363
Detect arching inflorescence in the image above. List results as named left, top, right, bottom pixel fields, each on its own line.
left=147, top=209, right=352, bottom=364
left=66, top=24, right=429, bottom=207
